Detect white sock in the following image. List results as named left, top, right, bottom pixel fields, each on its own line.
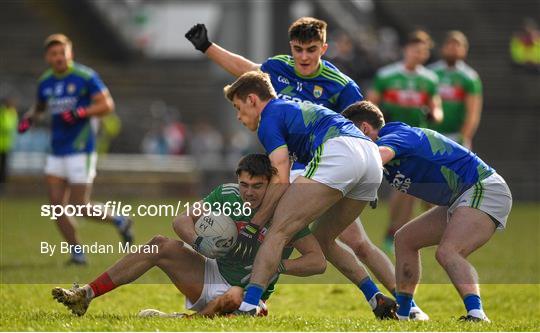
left=468, top=309, right=486, bottom=319
left=368, top=292, right=382, bottom=310
left=238, top=301, right=257, bottom=312
left=83, top=285, right=94, bottom=300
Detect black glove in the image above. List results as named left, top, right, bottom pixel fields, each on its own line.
left=185, top=23, right=212, bottom=53
left=232, top=222, right=259, bottom=260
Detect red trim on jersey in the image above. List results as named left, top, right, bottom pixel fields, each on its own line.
left=382, top=89, right=430, bottom=107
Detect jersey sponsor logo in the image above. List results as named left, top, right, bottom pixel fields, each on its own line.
left=277, top=94, right=324, bottom=107
left=278, top=75, right=290, bottom=85
left=391, top=170, right=411, bottom=193
left=313, top=85, right=323, bottom=98
left=383, top=89, right=429, bottom=107
left=48, top=96, right=78, bottom=115
left=439, top=84, right=466, bottom=101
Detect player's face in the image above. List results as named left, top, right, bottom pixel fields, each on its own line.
left=45, top=43, right=73, bottom=73
left=404, top=42, right=430, bottom=66
left=442, top=39, right=467, bottom=62
left=290, top=40, right=328, bottom=76
left=237, top=171, right=269, bottom=209
left=233, top=95, right=260, bottom=131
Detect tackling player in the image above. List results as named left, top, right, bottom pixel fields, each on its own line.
left=186, top=18, right=421, bottom=319
left=17, top=34, right=133, bottom=265
left=224, top=71, right=397, bottom=319
left=52, top=154, right=326, bottom=317
left=367, top=30, right=443, bottom=253
left=428, top=31, right=483, bottom=149
left=342, top=101, right=512, bottom=322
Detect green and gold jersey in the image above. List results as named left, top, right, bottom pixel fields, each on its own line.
left=372, top=62, right=439, bottom=127
left=203, top=183, right=311, bottom=300
left=428, top=60, right=482, bottom=134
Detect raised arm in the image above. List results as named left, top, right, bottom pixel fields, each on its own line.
left=185, top=23, right=260, bottom=77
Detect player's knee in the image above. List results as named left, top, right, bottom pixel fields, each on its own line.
left=348, top=239, right=373, bottom=261
left=394, top=228, right=414, bottom=251
left=222, top=287, right=243, bottom=311
left=148, top=235, right=174, bottom=257
left=435, top=244, right=459, bottom=266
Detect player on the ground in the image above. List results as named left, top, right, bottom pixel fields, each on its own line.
left=52, top=154, right=326, bottom=317
left=17, top=34, right=133, bottom=265
left=342, top=101, right=512, bottom=322
left=428, top=31, right=483, bottom=149
left=223, top=71, right=397, bottom=319
left=186, top=18, right=422, bottom=319
left=367, top=30, right=443, bottom=253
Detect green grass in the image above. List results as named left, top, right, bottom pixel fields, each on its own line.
left=1, top=197, right=539, bottom=331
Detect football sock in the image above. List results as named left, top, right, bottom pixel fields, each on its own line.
left=396, top=292, right=413, bottom=319
left=89, top=272, right=116, bottom=298
left=358, top=277, right=381, bottom=310
left=71, top=245, right=86, bottom=262
left=239, top=283, right=264, bottom=312
left=463, top=294, right=485, bottom=318
left=112, top=216, right=126, bottom=229
left=392, top=289, right=417, bottom=308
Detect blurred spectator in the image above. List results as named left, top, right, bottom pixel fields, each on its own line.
left=141, top=101, right=187, bottom=155
left=510, top=18, right=540, bottom=74
left=327, top=31, right=376, bottom=85
left=376, top=26, right=400, bottom=65
left=0, top=97, right=18, bottom=188
left=96, top=113, right=122, bottom=155
left=188, top=119, right=224, bottom=166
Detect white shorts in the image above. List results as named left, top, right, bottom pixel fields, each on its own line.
left=185, top=258, right=231, bottom=312
left=448, top=173, right=513, bottom=229
left=301, top=136, right=383, bottom=201
left=44, top=153, right=97, bottom=184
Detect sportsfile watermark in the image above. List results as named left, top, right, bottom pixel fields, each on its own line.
left=40, top=201, right=252, bottom=220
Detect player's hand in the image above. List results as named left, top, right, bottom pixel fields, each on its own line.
left=17, top=117, right=32, bottom=134
left=240, top=261, right=285, bottom=285
left=61, top=107, right=88, bottom=124
left=231, top=223, right=259, bottom=261
left=193, top=236, right=229, bottom=259
left=185, top=23, right=212, bottom=53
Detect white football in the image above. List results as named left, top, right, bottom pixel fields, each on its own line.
left=194, top=212, right=238, bottom=256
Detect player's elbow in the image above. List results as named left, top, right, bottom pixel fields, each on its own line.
left=105, top=97, right=115, bottom=114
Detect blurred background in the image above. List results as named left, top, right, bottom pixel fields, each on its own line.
left=0, top=0, right=539, bottom=200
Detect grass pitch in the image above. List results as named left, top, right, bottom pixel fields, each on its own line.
left=1, top=197, right=539, bottom=331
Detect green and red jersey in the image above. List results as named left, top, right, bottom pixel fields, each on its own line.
left=428, top=60, right=482, bottom=134
left=203, top=183, right=311, bottom=300
left=372, top=62, right=439, bottom=127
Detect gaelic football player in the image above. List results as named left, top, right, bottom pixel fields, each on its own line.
left=17, top=34, right=133, bottom=265
left=343, top=101, right=512, bottom=322
left=52, top=154, right=326, bottom=317
left=428, top=31, right=483, bottom=149
left=223, top=72, right=397, bottom=319
left=367, top=30, right=443, bottom=254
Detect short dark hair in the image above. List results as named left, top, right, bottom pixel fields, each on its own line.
left=224, top=71, right=277, bottom=102
left=236, top=154, right=277, bottom=181
left=341, top=101, right=385, bottom=129
left=288, top=17, right=327, bottom=44
left=405, top=29, right=434, bottom=48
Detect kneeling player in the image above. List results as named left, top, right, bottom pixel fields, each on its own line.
left=343, top=101, right=512, bottom=322
left=52, top=154, right=326, bottom=317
